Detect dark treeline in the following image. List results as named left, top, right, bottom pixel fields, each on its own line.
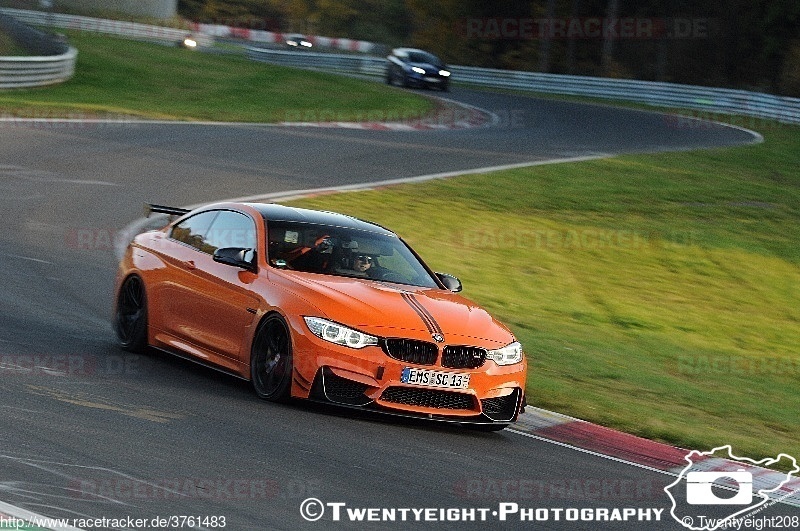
left=178, top=0, right=800, bottom=96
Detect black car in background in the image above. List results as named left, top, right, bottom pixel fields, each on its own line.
left=386, top=48, right=451, bottom=91
left=285, top=33, right=313, bottom=49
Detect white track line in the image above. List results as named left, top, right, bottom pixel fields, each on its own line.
left=198, top=155, right=611, bottom=206
left=506, top=428, right=678, bottom=477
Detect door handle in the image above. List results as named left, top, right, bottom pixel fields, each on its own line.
left=182, top=260, right=196, bottom=270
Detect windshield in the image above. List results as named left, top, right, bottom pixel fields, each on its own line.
left=267, top=221, right=440, bottom=288
left=407, top=51, right=440, bottom=65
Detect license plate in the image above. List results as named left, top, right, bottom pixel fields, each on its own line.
left=401, top=367, right=470, bottom=389
left=424, top=77, right=441, bottom=83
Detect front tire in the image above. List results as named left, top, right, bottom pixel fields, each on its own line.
left=251, top=314, right=293, bottom=401
left=115, top=275, right=148, bottom=352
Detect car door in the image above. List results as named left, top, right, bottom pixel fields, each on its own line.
left=195, top=210, right=261, bottom=361
left=156, top=210, right=259, bottom=366
left=153, top=210, right=217, bottom=347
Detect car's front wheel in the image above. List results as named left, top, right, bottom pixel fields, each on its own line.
left=251, top=313, right=293, bottom=401
left=114, top=275, right=148, bottom=352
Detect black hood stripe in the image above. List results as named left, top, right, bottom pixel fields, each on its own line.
left=401, top=292, right=443, bottom=336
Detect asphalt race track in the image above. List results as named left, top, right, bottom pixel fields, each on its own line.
left=0, top=87, right=792, bottom=530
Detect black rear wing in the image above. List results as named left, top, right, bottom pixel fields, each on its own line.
left=146, top=204, right=191, bottom=218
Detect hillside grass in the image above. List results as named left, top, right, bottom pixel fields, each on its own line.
left=0, top=31, right=432, bottom=122
left=287, top=125, right=800, bottom=461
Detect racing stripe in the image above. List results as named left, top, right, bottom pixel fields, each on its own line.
left=401, top=292, right=444, bottom=336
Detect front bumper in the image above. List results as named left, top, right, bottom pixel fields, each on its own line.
left=291, top=327, right=527, bottom=425
left=408, top=72, right=448, bottom=89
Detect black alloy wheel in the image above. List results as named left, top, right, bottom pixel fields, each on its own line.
left=115, top=275, right=148, bottom=352
left=251, top=314, right=293, bottom=401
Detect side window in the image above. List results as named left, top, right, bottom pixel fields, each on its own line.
left=203, top=211, right=257, bottom=255
left=170, top=211, right=218, bottom=251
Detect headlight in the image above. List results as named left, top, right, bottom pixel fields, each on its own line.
left=439, top=70, right=451, bottom=77
left=411, top=66, right=426, bottom=74
left=486, top=342, right=523, bottom=366
left=304, top=317, right=378, bottom=349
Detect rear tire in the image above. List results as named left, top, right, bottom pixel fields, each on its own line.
left=114, top=275, right=148, bottom=352
left=251, top=314, right=293, bottom=401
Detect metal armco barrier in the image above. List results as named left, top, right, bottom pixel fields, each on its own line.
left=0, top=12, right=77, bottom=89
left=247, top=47, right=386, bottom=77
left=0, top=8, right=213, bottom=46
left=2, top=7, right=797, bottom=124
left=0, top=48, right=77, bottom=88
left=248, top=47, right=800, bottom=126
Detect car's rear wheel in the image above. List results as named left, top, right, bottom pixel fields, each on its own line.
left=251, top=314, right=293, bottom=401
left=115, top=275, right=148, bottom=352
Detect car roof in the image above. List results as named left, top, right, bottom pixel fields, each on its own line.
left=393, top=47, right=429, bottom=55
left=243, top=203, right=396, bottom=236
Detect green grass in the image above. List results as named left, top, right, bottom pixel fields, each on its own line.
left=0, top=30, right=28, bottom=56
left=286, top=126, right=800, bottom=462
left=3, top=27, right=797, bottom=463
left=0, top=31, right=432, bottom=122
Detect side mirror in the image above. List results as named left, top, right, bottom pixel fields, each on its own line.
left=213, top=247, right=257, bottom=272
left=436, top=272, right=462, bottom=292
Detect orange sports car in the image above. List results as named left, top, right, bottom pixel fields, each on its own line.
left=114, top=202, right=527, bottom=430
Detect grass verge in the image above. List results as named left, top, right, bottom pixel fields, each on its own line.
left=0, top=31, right=432, bottom=122
left=0, top=30, right=28, bottom=56
left=286, top=125, right=800, bottom=462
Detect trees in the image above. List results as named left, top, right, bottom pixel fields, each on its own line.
left=177, top=0, right=800, bottom=96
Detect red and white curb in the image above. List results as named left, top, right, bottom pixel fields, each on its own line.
left=512, top=407, right=800, bottom=508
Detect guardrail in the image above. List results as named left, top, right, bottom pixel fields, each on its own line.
left=0, top=48, right=77, bottom=89
left=453, top=65, right=800, bottom=125
left=3, top=7, right=798, bottom=124
left=0, top=12, right=77, bottom=89
left=248, top=47, right=800, bottom=126
left=247, top=47, right=386, bottom=77
left=193, top=23, right=377, bottom=54
left=0, top=7, right=213, bottom=46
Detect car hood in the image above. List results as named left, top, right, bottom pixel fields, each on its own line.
left=409, top=61, right=445, bottom=72
left=273, top=272, right=514, bottom=347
